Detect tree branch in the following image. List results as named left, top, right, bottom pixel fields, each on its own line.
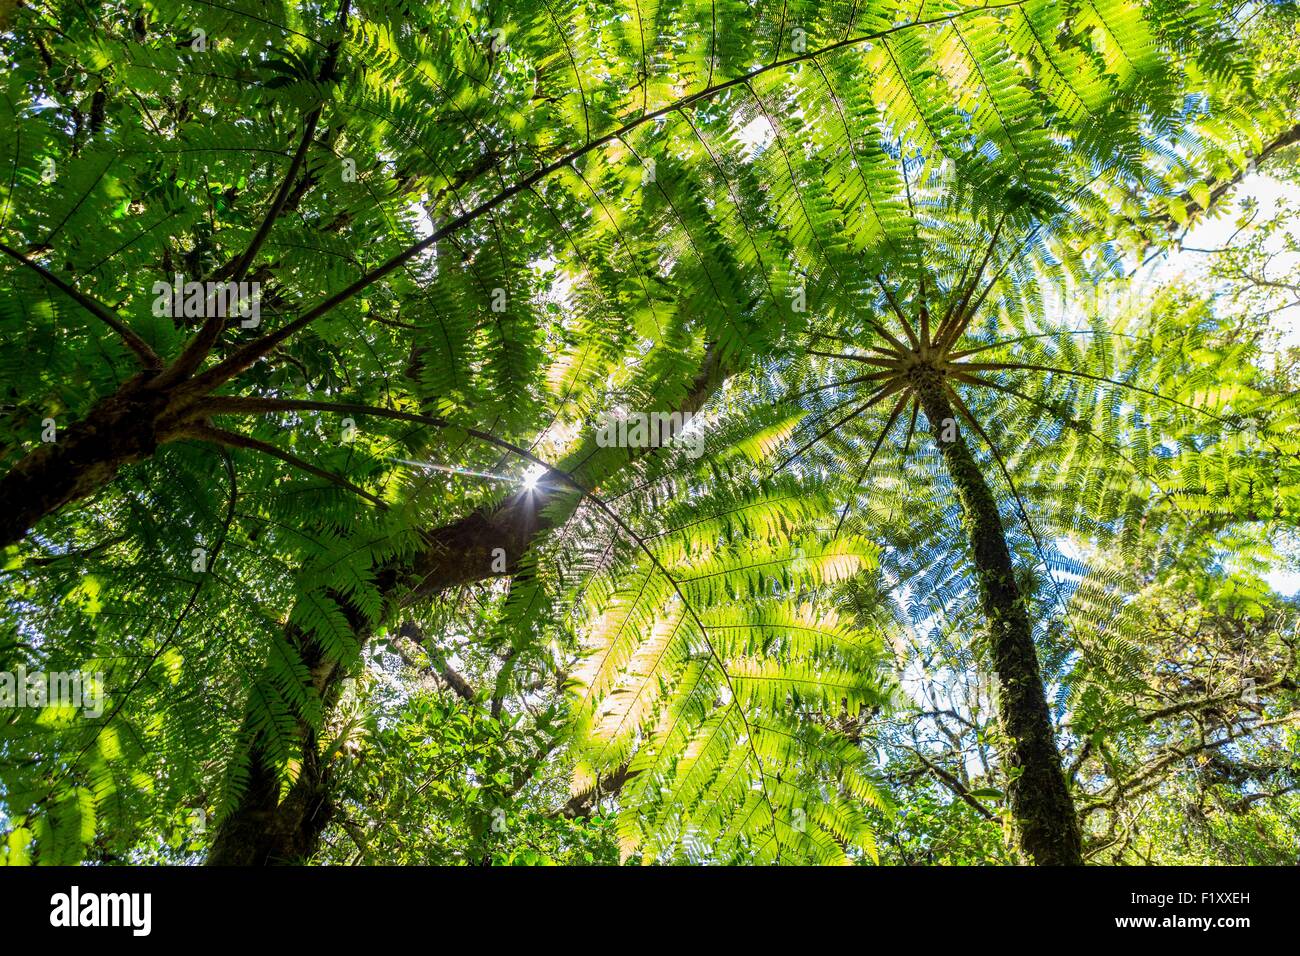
left=179, top=422, right=385, bottom=507
left=155, top=0, right=352, bottom=387
left=181, top=0, right=1033, bottom=394
left=913, top=750, right=996, bottom=821
left=0, top=240, right=161, bottom=368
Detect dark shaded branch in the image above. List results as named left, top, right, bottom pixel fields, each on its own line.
left=0, top=240, right=161, bottom=368
left=557, top=763, right=636, bottom=819
left=396, top=621, right=477, bottom=702
left=1081, top=712, right=1300, bottom=817
left=180, top=423, right=386, bottom=507
left=913, top=750, right=996, bottom=821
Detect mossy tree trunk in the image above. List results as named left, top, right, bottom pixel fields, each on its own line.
left=914, top=373, right=1083, bottom=866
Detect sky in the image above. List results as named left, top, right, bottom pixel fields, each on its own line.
left=1141, top=173, right=1300, bottom=594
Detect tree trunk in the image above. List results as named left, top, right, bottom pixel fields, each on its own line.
left=0, top=375, right=180, bottom=549
left=203, top=495, right=553, bottom=864
left=204, top=620, right=347, bottom=865
left=205, top=349, right=728, bottom=863
left=914, top=373, right=1083, bottom=866
left=204, top=345, right=730, bottom=864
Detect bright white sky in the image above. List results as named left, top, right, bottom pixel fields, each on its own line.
left=1146, top=172, right=1300, bottom=343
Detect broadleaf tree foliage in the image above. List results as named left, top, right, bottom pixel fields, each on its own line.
left=1, top=0, right=1298, bottom=866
